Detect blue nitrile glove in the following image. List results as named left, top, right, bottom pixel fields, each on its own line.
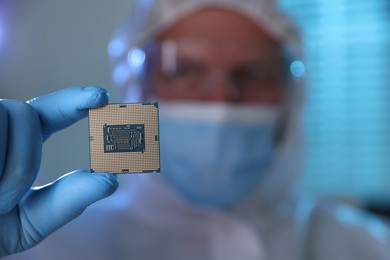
left=0, top=87, right=119, bottom=257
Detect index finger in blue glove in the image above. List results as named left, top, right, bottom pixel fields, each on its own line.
left=27, top=87, right=109, bottom=139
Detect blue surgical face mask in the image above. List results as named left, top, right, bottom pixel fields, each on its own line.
left=159, top=102, right=280, bottom=210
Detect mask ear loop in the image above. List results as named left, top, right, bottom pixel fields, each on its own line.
left=276, top=86, right=296, bottom=147
left=274, top=46, right=305, bottom=148
left=274, top=47, right=293, bottom=146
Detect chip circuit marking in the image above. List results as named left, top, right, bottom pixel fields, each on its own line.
left=103, top=124, right=145, bottom=153
left=89, top=103, right=160, bottom=174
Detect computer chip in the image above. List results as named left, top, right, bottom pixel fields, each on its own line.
left=88, top=103, right=160, bottom=174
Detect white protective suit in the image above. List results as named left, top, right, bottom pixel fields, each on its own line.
left=5, top=0, right=390, bottom=259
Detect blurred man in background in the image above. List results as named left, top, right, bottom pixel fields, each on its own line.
left=2, top=0, right=390, bottom=259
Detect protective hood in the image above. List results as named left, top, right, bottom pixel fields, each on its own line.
left=109, top=0, right=306, bottom=219
left=110, top=0, right=301, bottom=52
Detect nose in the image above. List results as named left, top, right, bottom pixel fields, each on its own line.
left=205, top=72, right=240, bottom=103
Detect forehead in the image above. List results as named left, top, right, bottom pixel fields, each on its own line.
left=158, top=8, right=279, bottom=47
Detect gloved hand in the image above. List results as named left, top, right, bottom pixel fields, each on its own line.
left=0, top=87, right=119, bottom=257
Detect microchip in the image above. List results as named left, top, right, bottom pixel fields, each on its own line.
left=88, top=103, right=160, bottom=174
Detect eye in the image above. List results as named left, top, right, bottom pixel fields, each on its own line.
left=232, top=62, right=281, bottom=88
left=167, top=61, right=206, bottom=81
left=233, top=66, right=268, bottom=84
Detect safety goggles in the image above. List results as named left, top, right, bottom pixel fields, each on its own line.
left=126, top=39, right=304, bottom=103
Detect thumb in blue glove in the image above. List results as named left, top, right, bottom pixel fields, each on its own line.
left=0, top=87, right=119, bottom=257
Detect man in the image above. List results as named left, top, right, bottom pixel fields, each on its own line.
left=3, top=0, right=390, bottom=259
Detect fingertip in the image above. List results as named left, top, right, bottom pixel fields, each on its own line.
left=81, top=86, right=105, bottom=92
left=27, top=87, right=112, bottom=136
left=81, top=87, right=110, bottom=108
left=93, top=172, right=119, bottom=190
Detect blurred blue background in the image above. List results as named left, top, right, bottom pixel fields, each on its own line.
left=279, top=0, right=390, bottom=206
left=1, top=0, right=390, bottom=207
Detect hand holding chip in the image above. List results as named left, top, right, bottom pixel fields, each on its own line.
left=0, top=87, right=119, bottom=257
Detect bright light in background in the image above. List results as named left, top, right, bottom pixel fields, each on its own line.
left=290, top=60, right=305, bottom=78
left=334, top=205, right=389, bottom=242
left=127, top=48, right=145, bottom=71
left=111, top=48, right=146, bottom=86
left=107, top=38, right=126, bottom=58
